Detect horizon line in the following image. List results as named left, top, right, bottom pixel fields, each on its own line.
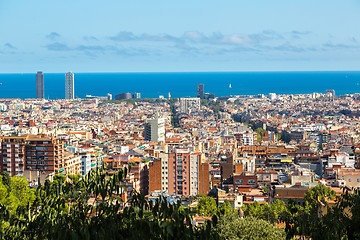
left=1, top=69, right=360, bottom=74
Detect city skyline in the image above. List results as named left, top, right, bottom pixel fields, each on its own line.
left=0, top=0, right=359, bottom=73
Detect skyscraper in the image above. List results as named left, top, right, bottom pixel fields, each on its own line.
left=65, top=72, right=74, bottom=99
left=197, top=84, right=204, bottom=99
left=36, top=71, right=44, bottom=99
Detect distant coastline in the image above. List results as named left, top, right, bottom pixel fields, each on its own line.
left=0, top=71, right=360, bottom=99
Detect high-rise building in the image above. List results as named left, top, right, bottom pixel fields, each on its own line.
left=107, top=93, right=112, bottom=100
left=197, top=84, right=204, bottom=99
left=115, top=93, right=132, bottom=100
left=325, top=89, right=335, bottom=98
left=180, top=97, right=201, bottom=114
left=144, top=118, right=166, bottom=142
left=36, top=71, right=44, bottom=99
left=65, top=72, right=75, bottom=99
left=132, top=92, right=141, bottom=99
left=149, top=150, right=210, bottom=196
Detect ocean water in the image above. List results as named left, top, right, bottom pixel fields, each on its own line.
left=0, top=71, right=360, bottom=99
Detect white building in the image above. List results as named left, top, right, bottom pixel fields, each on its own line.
left=80, top=152, right=92, bottom=176
left=179, top=97, right=200, bottom=114
left=65, top=72, right=74, bottom=99
left=144, top=117, right=166, bottom=142
left=268, top=93, right=277, bottom=100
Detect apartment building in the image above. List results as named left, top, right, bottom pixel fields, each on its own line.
left=149, top=149, right=209, bottom=196
left=1, top=136, right=26, bottom=176
left=24, top=135, right=66, bottom=174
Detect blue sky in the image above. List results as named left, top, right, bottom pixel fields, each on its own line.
left=0, top=0, right=359, bottom=72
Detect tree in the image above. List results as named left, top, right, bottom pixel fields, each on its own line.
left=0, top=167, right=217, bottom=240
left=214, top=213, right=286, bottom=240
left=241, top=200, right=288, bottom=224
left=255, top=128, right=265, bottom=144
left=217, top=201, right=233, bottom=215
left=0, top=175, right=36, bottom=212
left=0, top=172, right=11, bottom=187
left=197, top=196, right=218, bottom=216
left=304, top=184, right=336, bottom=209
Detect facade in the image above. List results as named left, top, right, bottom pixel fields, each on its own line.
left=268, top=93, right=277, bottom=100
left=179, top=97, right=201, bottom=114
left=65, top=72, right=75, bottom=99
left=234, top=131, right=254, bottom=146
left=36, top=71, right=44, bottom=99
left=0, top=136, right=26, bottom=176
left=197, top=84, right=204, bottom=99
left=79, top=152, right=92, bottom=176
left=24, top=135, right=66, bottom=175
left=144, top=118, right=166, bottom=142
left=132, top=92, right=141, bottom=99
left=149, top=150, right=209, bottom=196
left=115, top=93, right=132, bottom=100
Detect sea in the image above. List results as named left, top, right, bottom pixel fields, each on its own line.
left=0, top=71, right=360, bottom=99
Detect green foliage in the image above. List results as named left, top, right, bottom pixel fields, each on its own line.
left=53, top=174, right=66, bottom=185
left=255, top=128, right=265, bottom=144
left=0, top=175, right=36, bottom=212
left=214, top=213, right=286, bottom=240
left=304, top=184, right=336, bottom=209
left=241, top=200, right=288, bottom=224
left=68, top=174, right=81, bottom=184
left=0, top=172, right=11, bottom=187
left=283, top=185, right=345, bottom=240
left=0, top=168, right=217, bottom=240
left=170, top=102, right=180, bottom=128
left=275, top=133, right=281, bottom=141
left=217, top=202, right=233, bottom=216
left=197, top=196, right=217, bottom=216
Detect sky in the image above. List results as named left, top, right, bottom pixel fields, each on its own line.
left=0, top=0, right=360, bottom=73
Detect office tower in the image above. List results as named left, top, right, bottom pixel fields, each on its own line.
left=36, top=71, right=44, bottom=99
left=179, top=97, right=200, bottom=114
left=197, top=84, right=204, bottom=99
left=115, top=93, right=132, bottom=100
left=107, top=93, right=112, bottom=100
left=65, top=72, right=75, bottom=99
left=132, top=92, right=141, bottom=99
left=144, top=118, right=165, bottom=142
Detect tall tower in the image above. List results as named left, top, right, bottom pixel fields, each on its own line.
left=36, top=71, right=44, bottom=99
left=197, top=84, right=204, bottom=99
left=65, top=72, right=74, bottom=99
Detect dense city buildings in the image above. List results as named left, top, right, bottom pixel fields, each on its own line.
left=36, top=71, right=44, bottom=99
left=179, top=97, right=200, bottom=114
left=65, top=72, right=75, bottom=99
left=2, top=88, right=360, bottom=215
